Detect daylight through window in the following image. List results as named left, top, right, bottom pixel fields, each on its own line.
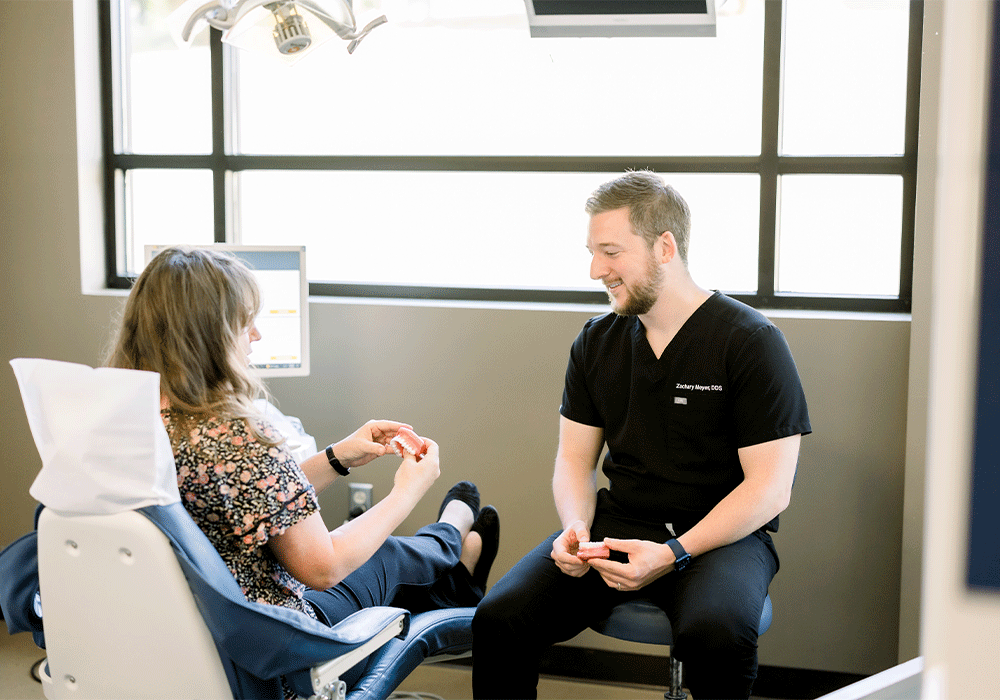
left=103, top=0, right=921, bottom=311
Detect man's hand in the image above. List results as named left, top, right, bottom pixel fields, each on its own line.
left=550, top=520, right=593, bottom=577
left=587, top=538, right=673, bottom=592
left=333, top=420, right=415, bottom=469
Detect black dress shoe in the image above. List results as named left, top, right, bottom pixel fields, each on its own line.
left=469, top=505, right=500, bottom=591
left=437, top=480, right=480, bottom=521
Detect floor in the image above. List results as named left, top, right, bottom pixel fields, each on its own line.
left=1, top=620, right=667, bottom=700
left=394, top=663, right=667, bottom=700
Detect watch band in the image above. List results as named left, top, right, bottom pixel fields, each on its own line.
left=325, top=445, right=350, bottom=476
left=665, top=538, right=691, bottom=571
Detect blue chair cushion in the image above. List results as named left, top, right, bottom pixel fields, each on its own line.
left=590, top=594, right=772, bottom=646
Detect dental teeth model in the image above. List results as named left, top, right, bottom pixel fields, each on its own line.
left=576, top=540, right=611, bottom=561
left=390, top=426, right=429, bottom=459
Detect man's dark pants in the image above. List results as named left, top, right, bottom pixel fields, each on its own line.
left=472, top=527, right=778, bottom=700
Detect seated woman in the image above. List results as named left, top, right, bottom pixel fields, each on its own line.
left=105, top=246, right=500, bottom=674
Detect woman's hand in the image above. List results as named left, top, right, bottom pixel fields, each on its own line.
left=333, top=419, right=414, bottom=469
left=299, top=420, right=426, bottom=494
left=391, top=438, right=440, bottom=503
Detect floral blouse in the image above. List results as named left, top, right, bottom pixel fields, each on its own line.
left=162, top=409, right=321, bottom=619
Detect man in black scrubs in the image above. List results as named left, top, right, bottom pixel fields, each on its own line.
left=472, top=171, right=811, bottom=700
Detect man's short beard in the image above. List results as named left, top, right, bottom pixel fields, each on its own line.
left=610, top=254, right=663, bottom=317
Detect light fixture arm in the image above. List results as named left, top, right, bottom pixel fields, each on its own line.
left=345, top=14, right=388, bottom=53
left=295, top=0, right=387, bottom=50
left=180, top=0, right=270, bottom=40
left=180, top=1, right=236, bottom=42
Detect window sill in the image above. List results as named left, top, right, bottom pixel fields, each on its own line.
left=82, top=284, right=911, bottom=323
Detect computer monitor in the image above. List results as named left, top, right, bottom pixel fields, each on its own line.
left=144, top=245, right=310, bottom=378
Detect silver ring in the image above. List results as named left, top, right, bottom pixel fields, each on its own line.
left=617, top=583, right=621, bottom=591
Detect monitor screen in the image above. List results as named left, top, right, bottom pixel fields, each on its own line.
left=144, top=245, right=310, bottom=378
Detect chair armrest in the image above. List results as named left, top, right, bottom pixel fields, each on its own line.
left=344, top=606, right=475, bottom=700
left=286, top=607, right=409, bottom=699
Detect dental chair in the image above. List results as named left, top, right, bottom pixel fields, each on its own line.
left=0, top=358, right=474, bottom=700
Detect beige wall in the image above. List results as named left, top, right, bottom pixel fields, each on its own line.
left=0, top=0, right=967, bottom=680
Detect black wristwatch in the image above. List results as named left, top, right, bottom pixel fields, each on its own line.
left=665, top=539, right=692, bottom=572
left=325, top=445, right=350, bottom=476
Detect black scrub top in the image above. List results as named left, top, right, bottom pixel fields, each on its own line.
left=560, top=292, right=811, bottom=532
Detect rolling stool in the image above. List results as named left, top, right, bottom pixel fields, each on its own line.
left=589, top=594, right=772, bottom=700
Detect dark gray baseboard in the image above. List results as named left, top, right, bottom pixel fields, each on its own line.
left=443, top=647, right=869, bottom=699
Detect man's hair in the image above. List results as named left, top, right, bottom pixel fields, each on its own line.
left=106, top=246, right=277, bottom=446
left=585, top=170, right=692, bottom=264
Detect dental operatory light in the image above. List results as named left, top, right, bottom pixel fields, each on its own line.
left=172, top=0, right=387, bottom=62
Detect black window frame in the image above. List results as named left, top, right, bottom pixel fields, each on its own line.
left=100, top=0, right=923, bottom=312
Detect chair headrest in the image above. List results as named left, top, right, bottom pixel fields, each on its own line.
left=10, top=358, right=181, bottom=515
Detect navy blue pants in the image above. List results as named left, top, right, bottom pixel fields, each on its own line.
left=304, top=521, right=482, bottom=620
left=304, top=522, right=482, bottom=687
left=472, top=523, right=778, bottom=700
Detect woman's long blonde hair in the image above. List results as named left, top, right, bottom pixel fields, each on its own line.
left=106, top=246, right=279, bottom=446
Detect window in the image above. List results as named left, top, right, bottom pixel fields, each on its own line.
left=103, top=0, right=921, bottom=311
